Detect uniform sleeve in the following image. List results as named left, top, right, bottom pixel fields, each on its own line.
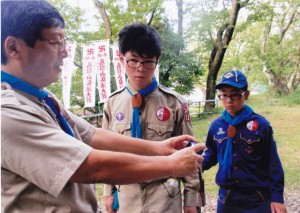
left=102, top=101, right=117, bottom=196
left=202, top=124, right=218, bottom=171
left=1, top=107, right=92, bottom=197
left=174, top=102, right=203, bottom=207
left=66, top=109, right=96, bottom=144
left=265, top=126, right=285, bottom=203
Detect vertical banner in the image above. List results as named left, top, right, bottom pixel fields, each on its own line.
left=61, top=42, right=76, bottom=109
left=82, top=44, right=97, bottom=107
left=112, top=44, right=126, bottom=90
left=95, top=40, right=111, bottom=103
left=155, top=64, right=159, bottom=84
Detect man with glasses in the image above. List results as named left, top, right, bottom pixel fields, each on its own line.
left=202, top=70, right=286, bottom=213
left=102, top=23, right=205, bottom=213
left=1, top=2, right=205, bottom=212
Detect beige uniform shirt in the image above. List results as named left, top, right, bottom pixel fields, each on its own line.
left=1, top=83, right=98, bottom=213
left=103, top=83, right=203, bottom=213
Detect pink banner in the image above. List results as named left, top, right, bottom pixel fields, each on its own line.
left=112, top=45, right=126, bottom=90
left=95, top=40, right=111, bottom=103
left=82, top=44, right=97, bottom=107
left=61, top=42, right=76, bottom=109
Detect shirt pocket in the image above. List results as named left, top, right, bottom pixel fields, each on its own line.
left=239, top=132, right=263, bottom=157
left=239, top=132, right=261, bottom=145
left=111, top=122, right=131, bottom=137
left=146, top=122, right=174, bottom=141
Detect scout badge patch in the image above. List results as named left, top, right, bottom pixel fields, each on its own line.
left=181, top=103, right=191, bottom=122
left=156, top=107, right=170, bottom=121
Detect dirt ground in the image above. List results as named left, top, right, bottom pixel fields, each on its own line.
left=99, top=190, right=300, bottom=213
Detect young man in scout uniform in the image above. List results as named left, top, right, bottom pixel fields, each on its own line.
left=1, top=2, right=205, bottom=212
left=202, top=70, right=286, bottom=213
left=103, top=23, right=205, bottom=213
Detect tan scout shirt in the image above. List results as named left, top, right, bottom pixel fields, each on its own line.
left=103, top=83, right=203, bottom=213
left=1, top=83, right=98, bottom=213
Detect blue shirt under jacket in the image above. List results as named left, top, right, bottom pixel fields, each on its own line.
left=202, top=112, right=284, bottom=203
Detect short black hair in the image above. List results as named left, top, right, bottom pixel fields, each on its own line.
left=118, top=23, right=161, bottom=58
left=1, top=0, right=65, bottom=64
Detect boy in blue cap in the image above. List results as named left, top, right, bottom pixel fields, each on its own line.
left=202, top=70, right=286, bottom=213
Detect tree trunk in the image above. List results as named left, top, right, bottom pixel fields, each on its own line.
left=260, top=3, right=300, bottom=95
left=262, top=66, right=289, bottom=95
left=93, top=0, right=111, bottom=39
left=176, top=0, right=183, bottom=38
left=204, top=0, right=249, bottom=110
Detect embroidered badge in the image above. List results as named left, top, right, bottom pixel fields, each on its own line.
left=116, top=112, right=124, bottom=121
left=217, top=128, right=225, bottom=135
left=245, top=146, right=254, bottom=154
left=156, top=107, right=170, bottom=121
left=181, top=103, right=191, bottom=122
left=213, top=135, right=228, bottom=143
left=247, top=120, right=259, bottom=131
left=224, top=72, right=234, bottom=79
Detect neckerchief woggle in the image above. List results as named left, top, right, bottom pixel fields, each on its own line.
left=126, top=77, right=158, bottom=138
left=220, top=104, right=253, bottom=180
left=1, top=71, right=75, bottom=137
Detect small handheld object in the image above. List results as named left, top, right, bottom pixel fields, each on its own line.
left=186, top=140, right=204, bottom=155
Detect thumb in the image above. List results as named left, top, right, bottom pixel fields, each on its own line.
left=192, top=143, right=206, bottom=154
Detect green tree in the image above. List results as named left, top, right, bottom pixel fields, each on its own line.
left=94, top=0, right=203, bottom=94
left=216, top=0, right=300, bottom=95
left=189, top=0, right=250, bottom=109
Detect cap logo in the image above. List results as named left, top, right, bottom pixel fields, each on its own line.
left=224, top=72, right=234, bottom=79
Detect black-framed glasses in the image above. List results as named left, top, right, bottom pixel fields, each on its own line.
left=40, top=38, right=66, bottom=52
left=125, top=58, right=158, bottom=70
left=218, top=91, right=246, bottom=100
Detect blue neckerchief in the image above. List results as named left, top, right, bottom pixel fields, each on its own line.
left=220, top=104, right=253, bottom=180
left=126, top=77, right=158, bottom=138
left=1, top=71, right=75, bottom=137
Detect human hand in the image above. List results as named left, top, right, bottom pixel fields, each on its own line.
left=160, top=135, right=198, bottom=155
left=271, top=202, right=287, bottom=213
left=168, top=143, right=205, bottom=177
left=183, top=206, right=198, bottom=213
left=104, top=196, right=116, bottom=213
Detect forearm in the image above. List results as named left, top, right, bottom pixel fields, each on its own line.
left=70, top=149, right=174, bottom=184
left=89, top=128, right=164, bottom=156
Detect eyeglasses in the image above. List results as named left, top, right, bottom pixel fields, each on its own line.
left=218, top=91, right=246, bottom=100
left=125, top=58, right=158, bottom=70
left=40, top=38, right=66, bottom=52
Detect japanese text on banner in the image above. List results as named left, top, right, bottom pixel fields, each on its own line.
left=95, top=40, right=111, bottom=103
left=82, top=44, right=97, bottom=107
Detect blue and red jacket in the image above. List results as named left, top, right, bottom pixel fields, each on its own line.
left=202, top=113, right=284, bottom=203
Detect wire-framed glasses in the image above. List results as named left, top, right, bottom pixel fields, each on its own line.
left=126, top=58, right=158, bottom=70
left=40, top=38, right=66, bottom=52
left=218, top=91, right=246, bottom=100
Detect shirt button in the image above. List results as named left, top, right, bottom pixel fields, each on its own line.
left=233, top=140, right=236, bottom=144
left=235, top=180, right=240, bottom=184
left=233, top=154, right=237, bottom=157
left=234, top=166, right=238, bottom=170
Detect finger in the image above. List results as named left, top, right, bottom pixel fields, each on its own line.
left=185, top=135, right=198, bottom=143
left=178, top=135, right=198, bottom=143
left=192, top=143, right=206, bottom=154
left=197, top=155, right=204, bottom=164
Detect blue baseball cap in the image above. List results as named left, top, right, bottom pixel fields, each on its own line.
left=215, top=70, right=248, bottom=89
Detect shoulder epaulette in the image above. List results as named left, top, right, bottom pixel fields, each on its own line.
left=158, top=84, right=188, bottom=104
left=108, top=87, right=126, bottom=98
